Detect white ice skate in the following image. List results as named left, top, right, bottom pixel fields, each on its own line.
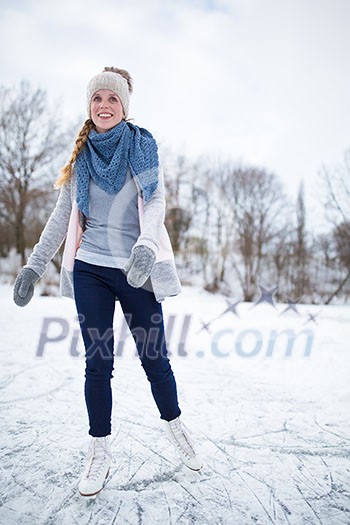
left=79, top=436, right=113, bottom=497
left=163, top=416, right=203, bottom=471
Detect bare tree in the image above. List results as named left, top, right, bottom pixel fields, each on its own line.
left=269, top=231, right=294, bottom=296
left=163, top=155, right=193, bottom=254
left=0, top=81, right=71, bottom=264
left=162, top=154, right=213, bottom=280
left=161, top=154, right=235, bottom=291
left=163, top=158, right=291, bottom=300
left=290, top=181, right=311, bottom=298
left=321, top=149, right=350, bottom=231
left=199, top=162, right=237, bottom=293
left=319, top=149, right=350, bottom=302
left=324, top=221, right=350, bottom=304
left=225, top=165, right=289, bottom=301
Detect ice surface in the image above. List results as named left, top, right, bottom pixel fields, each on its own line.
left=0, top=284, right=349, bottom=524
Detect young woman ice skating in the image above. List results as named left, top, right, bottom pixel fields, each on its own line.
left=13, top=66, right=202, bottom=496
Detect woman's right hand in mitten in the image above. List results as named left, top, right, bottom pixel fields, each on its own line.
left=125, top=245, right=156, bottom=288
left=13, top=268, right=40, bottom=307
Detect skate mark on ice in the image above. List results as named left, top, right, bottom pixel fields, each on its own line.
left=314, top=415, right=350, bottom=442
left=0, top=363, right=45, bottom=387
left=218, top=476, right=235, bottom=518
left=159, top=480, right=173, bottom=524
left=294, top=454, right=350, bottom=516
left=176, top=480, right=202, bottom=506
left=231, top=419, right=288, bottom=441
left=125, top=456, right=151, bottom=487
left=0, top=363, right=69, bottom=405
left=173, top=500, right=193, bottom=525
left=110, top=500, right=123, bottom=524
left=132, top=431, right=173, bottom=465
left=136, top=498, right=144, bottom=525
left=1, top=428, right=37, bottom=460
left=235, top=469, right=277, bottom=524
left=112, top=464, right=182, bottom=492
left=0, top=378, right=69, bottom=404
left=240, top=468, right=293, bottom=524
left=224, top=439, right=350, bottom=459
left=295, top=455, right=330, bottom=494
left=295, top=484, right=323, bottom=524
left=39, top=486, right=78, bottom=525
left=0, top=373, right=16, bottom=389
left=196, top=428, right=238, bottom=469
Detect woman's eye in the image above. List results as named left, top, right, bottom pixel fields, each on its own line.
left=93, top=96, right=101, bottom=102
left=110, top=97, right=118, bottom=103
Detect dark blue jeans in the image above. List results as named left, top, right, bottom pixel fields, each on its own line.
left=73, top=259, right=181, bottom=437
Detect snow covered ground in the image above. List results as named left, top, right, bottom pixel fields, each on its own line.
left=0, top=283, right=349, bottom=525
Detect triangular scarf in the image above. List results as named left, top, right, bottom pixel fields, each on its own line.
left=75, top=120, right=159, bottom=216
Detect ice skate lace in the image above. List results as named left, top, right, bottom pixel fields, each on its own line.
left=169, top=419, right=196, bottom=459
left=85, top=438, right=114, bottom=481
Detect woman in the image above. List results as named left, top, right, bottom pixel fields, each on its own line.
left=13, top=67, right=202, bottom=497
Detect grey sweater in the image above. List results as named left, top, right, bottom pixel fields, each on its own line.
left=24, top=166, right=182, bottom=302
left=75, top=170, right=140, bottom=267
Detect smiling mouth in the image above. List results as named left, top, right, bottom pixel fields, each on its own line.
left=98, top=113, right=113, bottom=118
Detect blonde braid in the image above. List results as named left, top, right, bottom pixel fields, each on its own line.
left=54, top=119, right=96, bottom=188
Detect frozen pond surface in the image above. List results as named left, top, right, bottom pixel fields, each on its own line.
left=0, top=284, right=349, bottom=524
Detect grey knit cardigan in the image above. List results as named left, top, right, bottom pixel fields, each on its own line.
left=24, top=166, right=182, bottom=303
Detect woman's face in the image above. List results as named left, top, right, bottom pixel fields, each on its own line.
left=90, top=89, right=124, bottom=133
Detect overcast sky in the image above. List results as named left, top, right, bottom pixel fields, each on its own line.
left=1, top=0, right=349, bottom=201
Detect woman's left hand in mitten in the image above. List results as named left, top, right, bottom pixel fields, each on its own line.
left=125, top=245, right=156, bottom=288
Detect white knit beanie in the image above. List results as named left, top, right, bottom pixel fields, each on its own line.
left=86, top=70, right=130, bottom=118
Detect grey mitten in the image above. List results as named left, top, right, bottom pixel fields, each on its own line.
left=125, top=245, right=156, bottom=288
left=13, top=268, right=40, bottom=307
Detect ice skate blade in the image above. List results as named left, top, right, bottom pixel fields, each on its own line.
left=80, top=492, right=98, bottom=499
left=186, top=464, right=203, bottom=472
left=79, top=490, right=100, bottom=498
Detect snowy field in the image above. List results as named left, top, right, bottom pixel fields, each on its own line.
left=0, top=283, right=349, bottom=525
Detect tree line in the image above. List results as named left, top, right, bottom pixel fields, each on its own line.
left=1, top=82, right=349, bottom=304
left=163, top=154, right=350, bottom=304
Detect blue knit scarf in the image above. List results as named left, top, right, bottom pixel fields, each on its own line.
left=75, top=120, right=159, bottom=216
